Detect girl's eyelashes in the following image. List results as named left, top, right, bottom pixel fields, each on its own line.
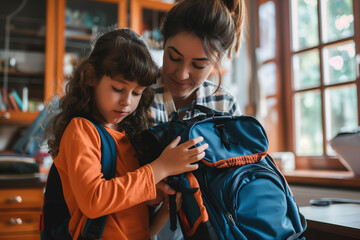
left=169, top=53, right=181, bottom=62
left=112, top=86, right=143, bottom=96
left=112, top=86, right=123, bottom=92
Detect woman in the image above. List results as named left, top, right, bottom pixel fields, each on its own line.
left=149, top=0, right=246, bottom=239
left=150, top=0, right=245, bottom=125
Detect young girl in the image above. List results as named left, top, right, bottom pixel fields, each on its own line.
left=46, top=28, right=208, bottom=240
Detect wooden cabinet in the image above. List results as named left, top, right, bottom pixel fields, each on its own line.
left=0, top=187, right=44, bottom=239
left=54, top=0, right=128, bottom=95
left=55, top=0, right=174, bottom=94
left=0, top=0, right=174, bottom=124
left=0, top=2, right=177, bottom=238
left=0, top=0, right=57, bottom=124
left=130, top=0, right=173, bottom=36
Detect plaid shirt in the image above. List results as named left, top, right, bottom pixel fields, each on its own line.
left=150, top=77, right=242, bottom=124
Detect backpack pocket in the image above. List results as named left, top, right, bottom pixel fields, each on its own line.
left=207, top=158, right=306, bottom=240
left=176, top=172, right=218, bottom=240
left=188, top=116, right=269, bottom=167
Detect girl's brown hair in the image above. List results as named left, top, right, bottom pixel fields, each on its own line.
left=161, top=0, right=246, bottom=89
left=47, top=28, right=160, bottom=157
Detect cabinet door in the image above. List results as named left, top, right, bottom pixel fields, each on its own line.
left=130, top=0, right=174, bottom=50
left=55, top=0, right=127, bottom=94
left=0, top=0, right=49, bottom=122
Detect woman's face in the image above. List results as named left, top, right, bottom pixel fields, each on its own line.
left=162, top=32, right=215, bottom=102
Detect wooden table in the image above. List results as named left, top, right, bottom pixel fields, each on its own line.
left=300, top=204, right=360, bottom=240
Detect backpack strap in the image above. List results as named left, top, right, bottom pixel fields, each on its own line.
left=168, top=175, right=198, bottom=231
left=286, top=213, right=307, bottom=240
left=89, top=119, right=117, bottom=180
left=80, top=118, right=117, bottom=240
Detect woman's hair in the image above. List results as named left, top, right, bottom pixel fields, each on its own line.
left=47, top=28, right=160, bottom=157
left=161, top=0, right=246, bottom=88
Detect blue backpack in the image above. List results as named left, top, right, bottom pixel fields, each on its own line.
left=141, top=105, right=307, bottom=240
left=40, top=117, right=117, bottom=240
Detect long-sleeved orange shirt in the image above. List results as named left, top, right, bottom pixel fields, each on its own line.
left=54, top=118, right=157, bottom=239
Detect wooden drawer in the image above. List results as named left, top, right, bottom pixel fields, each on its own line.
left=0, top=232, right=40, bottom=240
left=0, top=210, right=40, bottom=235
left=0, top=188, right=43, bottom=238
left=0, top=188, right=43, bottom=210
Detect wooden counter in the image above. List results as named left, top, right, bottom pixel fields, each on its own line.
left=284, top=170, right=360, bottom=189
left=300, top=204, right=360, bottom=240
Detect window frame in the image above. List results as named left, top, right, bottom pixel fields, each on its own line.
left=249, top=0, right=285, bottom=153
left=279, top=0, right=360, bottom=170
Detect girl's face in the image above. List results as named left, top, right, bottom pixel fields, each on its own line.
left=93, top=75, right=146, bottom=126
left=162, top=32, right=215, bottom=103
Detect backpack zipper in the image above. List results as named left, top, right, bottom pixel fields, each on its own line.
left=232, top=164, right=282, bottom=210
left=227, top=212, right=236, bottom=225
left=201, top=169, right=220, bottom=213
left=202, top=168, right=238, bottom=227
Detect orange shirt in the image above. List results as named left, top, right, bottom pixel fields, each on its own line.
left=54, top=118, right=156, bottom=239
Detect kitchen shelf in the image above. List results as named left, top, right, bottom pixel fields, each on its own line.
left=66, top=34, right=92, bottom=40
left=0, top=110, right=39, bottom=124
left=0, top=70, right=43, bottom=78
left=10, top=27, right=45, bottom=37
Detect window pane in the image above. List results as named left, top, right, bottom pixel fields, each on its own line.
left=295, top=90, right=323, bottom=156
left=291, top=0, right=319, bottom=51
left=325, top=85, right=358, bottom=155
left=321, top=0, right=354, bottom=43
left=258, top=1, right=276, bottom=62
left=258, top=62, right=277, bottom=96
left=293, top=49, right=320, bottom=90
left=323, top=41, right=356, bottom=85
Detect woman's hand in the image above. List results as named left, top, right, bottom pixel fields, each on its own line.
left=149, top=192, right=182, bottom=238
left=150, top=136, right=208, bottom=183
left=147, top=180, right=175, bottom=207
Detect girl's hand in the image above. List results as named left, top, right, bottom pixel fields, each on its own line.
left=150, top=136, right=208, bottom=183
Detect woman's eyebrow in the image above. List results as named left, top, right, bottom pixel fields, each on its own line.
left=168, top=46, right=209, bottom=61
left=168, top=46, right=183, bottom=56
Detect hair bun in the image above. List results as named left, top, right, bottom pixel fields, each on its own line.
left=222, top=0, right=245, bottom=57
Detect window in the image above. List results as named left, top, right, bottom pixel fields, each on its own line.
left=253, top=0, right=360, bottom=170
left=253, top=0, right=284, bottom=152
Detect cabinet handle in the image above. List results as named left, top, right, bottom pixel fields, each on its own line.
left=7, top=195, right=23, bottom=203
left=8, top=217, right=23, bottom=225
left=0, top=112, right=11, bottom=119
